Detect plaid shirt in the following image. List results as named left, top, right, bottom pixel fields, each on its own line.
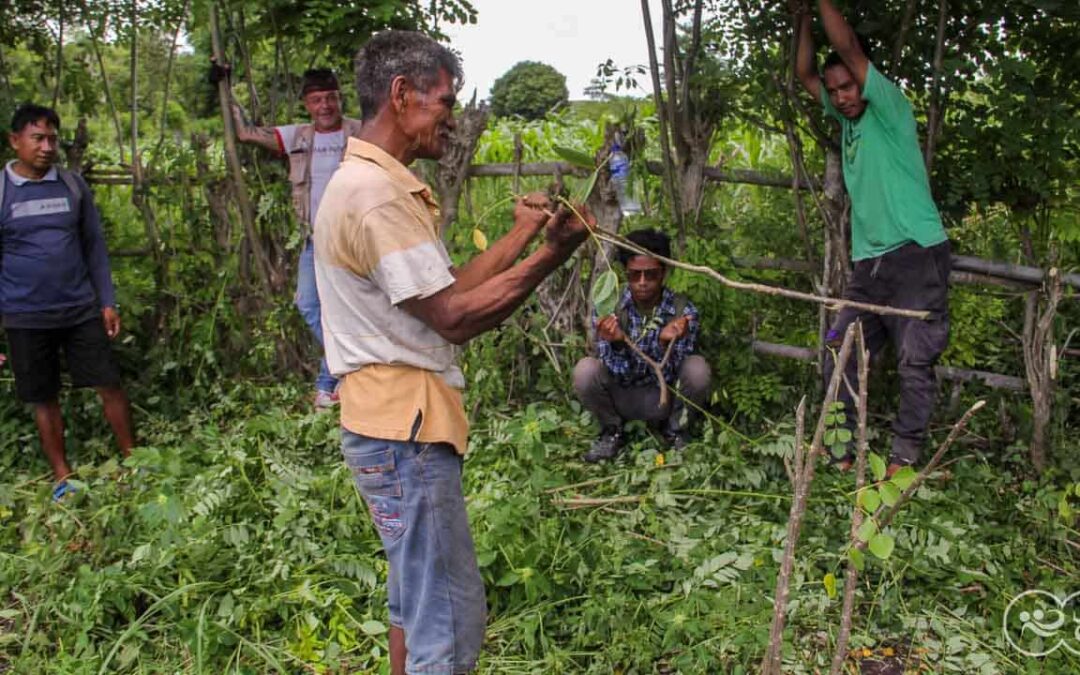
left=595, top=287, right=700, bottom=387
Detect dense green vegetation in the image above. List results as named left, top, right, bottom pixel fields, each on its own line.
left=1, top=0, right=1078, bottom=672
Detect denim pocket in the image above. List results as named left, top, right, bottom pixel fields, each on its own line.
left=344, top=446, right=406, bottom=540
left=345, top=447, right=402, bottom=497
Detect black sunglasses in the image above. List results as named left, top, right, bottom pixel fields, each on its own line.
left=627, top=268, right=663, bottom=282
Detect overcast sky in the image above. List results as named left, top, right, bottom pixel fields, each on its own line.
left=442, top=0, right=663, bottom=101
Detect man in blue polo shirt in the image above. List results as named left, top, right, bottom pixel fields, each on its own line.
left=794, top=1, right=952, bottom=476
left=1, top=103, right=134, bottom=499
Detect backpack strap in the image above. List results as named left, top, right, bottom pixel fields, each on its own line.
left=57, top=168, right=85, bottom=219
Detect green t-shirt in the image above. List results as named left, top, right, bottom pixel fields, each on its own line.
left=821, top=63, right=947, bottom=261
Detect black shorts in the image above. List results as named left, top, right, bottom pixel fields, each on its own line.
left=5, top=318, right=122, bottom=403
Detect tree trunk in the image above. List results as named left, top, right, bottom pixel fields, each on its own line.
left=65, top=118, right=89, bottom=172
left=640, top=0, right=683, bottom=230
left=818, top=145, right=849, bottom=373
left=209, top=3, right=273, bottom=295
left=433, top=95, right=489, bottom=232
left=1022, top=266, right=1061, bottom=473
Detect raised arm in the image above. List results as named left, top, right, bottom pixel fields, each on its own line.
left=794, top=11, right=821, bottom=99
left=817, top=0, right=869, bottom=85
left=210, top=58, right=281, bottom=154
left=231, top=100, right=281, bottom=154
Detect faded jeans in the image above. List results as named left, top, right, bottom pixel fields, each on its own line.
left=296, top=238, right=337, bottom=393
left=342, top=428, right=487, bottom=674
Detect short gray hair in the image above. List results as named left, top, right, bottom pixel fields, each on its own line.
left=354, top=31, right=463, bottom=121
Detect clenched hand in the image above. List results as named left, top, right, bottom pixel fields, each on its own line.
left=596, top=315, right=625, bottom=343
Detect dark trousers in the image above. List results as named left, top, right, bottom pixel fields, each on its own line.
left=824, top=241, right=951, bottom=464
left=573, top=355, right=712, bottom=432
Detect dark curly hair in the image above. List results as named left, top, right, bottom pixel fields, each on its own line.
left=617, top=228, right=672, bottom=267
left=11, top=103, right=60, bottom=133
left=353, top=30, right=462, bottom=121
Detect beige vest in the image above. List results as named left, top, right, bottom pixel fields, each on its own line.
left=285, top=117, right=363, bottom=232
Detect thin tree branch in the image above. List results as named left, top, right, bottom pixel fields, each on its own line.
left=79, top=4, right=126, bottom=163
left=762, top=323, right=857, bottom=674
left=924, top=0, right=948, bottom=171
left=852, top=400, right=987, bottom=552
left=890, top=0, right=919, bottom=73
left=591, top=229, right=929, bottom=320
left=641, top=0, right=683, bottom=229
left=151, top=0, right=190, bottom=168
left=51, top=0, right=64, bottom=109
left=830, top=323, right=869, bottom=675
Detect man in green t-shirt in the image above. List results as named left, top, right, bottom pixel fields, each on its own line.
left=794, top=0, right=952, bottom=476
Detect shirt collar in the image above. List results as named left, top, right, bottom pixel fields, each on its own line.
left=344, top=138, right=431, bottom=197
left=5, top=161, right=58, bottom=186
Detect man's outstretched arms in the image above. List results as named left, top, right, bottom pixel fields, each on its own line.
left=818, top=0, right=869, bottom=86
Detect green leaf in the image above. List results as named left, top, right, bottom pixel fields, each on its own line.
left=868, top=453, right=887, bottom=482
left=859, top=487, right=881, bottom=512
left=577, top=167, right=601, bottom=202
left=496, top=571, right=521, bottom=587
left=856, top=518, right=878, bottom=543
left=868, top=533, right=895, bottom=560
left=836, top=428, right=852, bottom=443
left=553, top=145, right=595, bottom=169
left=824, top=429, right=836, bottom=445
left=360, top=620, right=387, bottom=636
left=849, top=547, right=865, bottom=571
left=823, top=572, right=837, bottom=599
left=890, top=466, right=918, bottom=491
left=591, top=269, right=620, bottom=317
left=878, top=482, right=901, bottom=507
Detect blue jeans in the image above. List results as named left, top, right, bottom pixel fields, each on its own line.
left=342, top=428, right=486, bottom=674
left=295, top=238, right=337, bottom=393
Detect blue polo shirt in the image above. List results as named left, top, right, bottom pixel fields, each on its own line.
left=0, top=162, right=116, bottom=328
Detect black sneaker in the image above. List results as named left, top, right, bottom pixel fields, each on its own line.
left=583, top=426, right=625, bottom=463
